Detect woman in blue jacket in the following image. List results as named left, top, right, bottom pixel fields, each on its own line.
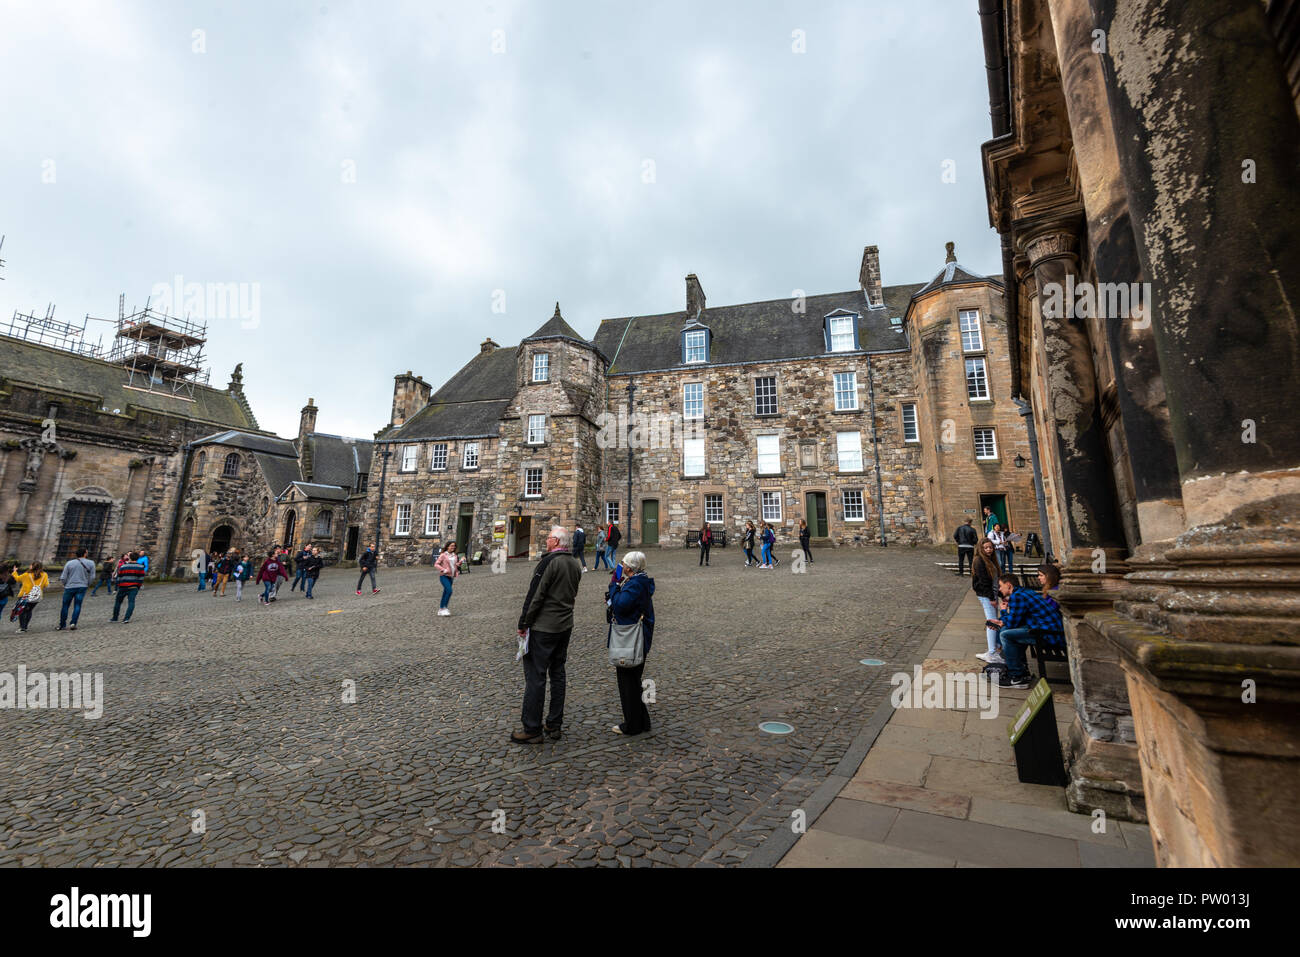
left=606, top=550, right=655, bottom=736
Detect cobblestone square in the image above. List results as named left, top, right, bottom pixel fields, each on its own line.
left=0, top=546, right=964, bottom=867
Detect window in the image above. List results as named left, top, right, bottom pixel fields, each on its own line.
left=525, top=467, right=543, bottom=497
left=527, top=414, right=546, bottom=445
left=843, top=490, right=865, bottom=522
left=755, top=377, right=778, bottom=415
left=833, top=372, right=858, bottom=411
left=424, top=503, right=442, bottom=536
left=837, top=431, right=863, bottom=472
left=756, top=434, right=781, bottom=474
left=828, top=315, right=856, bottom=352
left=761, top=491, right=783, bottom=522
left=902, top=403, right=919, bottom=443
left=314, top=510, right=333, bottom=538
left=965, top=357, right=990, bottom=400
left=356, top=473, right=368, bottom=494
left=606, top=501, right=620, bottom=525
left=683, top=383, right=703, bottom=420
left=532, top=353, right=549, bottom=382
left=401, top=445, right=418, bottom=472
left=222, top=453, right=240, bottom=477
left=195, top=451, right=206, bottom=475
left=704, top=493, right=723, bottom=524
left=683, top=438, right=706, bottom=477
left=394, top=503, right=412, bottom=536
left=463, top=443, right=479, bottom=469
left=959, top=309, right=984, bottom=352
left=430, top=443, right=448, bottom=471
left=684, top=329, right=707, bottom=363
left=974, top=427, right=998, bottom=460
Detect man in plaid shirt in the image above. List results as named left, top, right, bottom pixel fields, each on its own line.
left=989, top=573, right=1063, bottom=688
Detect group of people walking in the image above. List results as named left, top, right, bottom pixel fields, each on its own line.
left=1, top=549, right=149, bottom=632
left=740, top=520, right=793, bottom=568
left=574, top=521, right=621, bottom=572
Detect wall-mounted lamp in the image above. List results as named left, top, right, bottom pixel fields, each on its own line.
left=1014, top=453, right=1027, bottom=469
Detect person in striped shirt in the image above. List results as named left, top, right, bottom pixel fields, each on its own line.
left=111, top=552, right=146, bottom=624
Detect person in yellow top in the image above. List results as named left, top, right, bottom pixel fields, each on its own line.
left=10, top=561, right=48, bottom=633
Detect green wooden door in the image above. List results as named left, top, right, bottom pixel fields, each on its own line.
left=642, top=500, right=659, bottom=545
left=805, top=492, right=828, bottom=537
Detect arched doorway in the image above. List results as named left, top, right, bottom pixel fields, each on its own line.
left=283, top=509, right=296, bottom=547
left=209, top=525, right=233, bottom=554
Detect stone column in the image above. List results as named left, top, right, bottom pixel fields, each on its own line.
left=1088, top=0, right=1300, bottom=865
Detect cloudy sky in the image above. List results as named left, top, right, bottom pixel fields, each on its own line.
left=1, top=0, right=1000, bottom=440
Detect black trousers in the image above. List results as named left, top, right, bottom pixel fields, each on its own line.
left=616, top=661, right=651, bottom=735
left=521, top=628, right=571, bottom=733
left=699, top=542, right=711, bottom=565
left=957, top=547, right=974, bottom=574
left=801, top=542, right=812, bottom=562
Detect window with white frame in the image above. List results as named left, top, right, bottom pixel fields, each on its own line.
left=704, top=493, right=723, bottom=524
left=959, top=309, right=984, bottom=352
left=843, top=489, right=865, bottom=521
left=424, top=502, right=442, bottom=536
left=755, top=376, right=778, bottom=415
left=532, top=353, right=549, bottom=382
left=527, top=414, right=546, bottom=444
left=684, top=329, right=707, bottom=363
left=394, top=503, right=412, bottom=535
left=430, top=443, right=448, bottom=471
left=756, top=434, right=781, bottom=474
left=965, top=357, right=990, bottom=400
left=525, top=467, right=543, bottom=497
left=902, top=403, right=919, bottom=443
left=463, top=442, right=480, bottom=469
left=833, top=372, right=858, bottom=411
left=683, top=382, right=703, bottom=420
left=761, top=490, right=783, bottom=522
left=683, top=438, right=706, bottom=477
left=974, top=427, right=998, bottom=460
left=828, top=315, right=855, bottom=352
left=836, top=431, right=863, bottom=472
left=401, top=445, right=418, bottom=472
left=606, top=501, right=620, bottom=525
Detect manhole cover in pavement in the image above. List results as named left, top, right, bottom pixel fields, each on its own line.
left=860, top=658, right=886, bottom=666
left=758, top=721, right=794, bottom=735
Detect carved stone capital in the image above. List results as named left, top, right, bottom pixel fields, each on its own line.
left=1020, top=226, right=1081, bottom=269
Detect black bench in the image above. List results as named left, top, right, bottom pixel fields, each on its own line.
left=1028, top=630, right=1069, bottom=683
left=684, top=530, right=727, bottom=547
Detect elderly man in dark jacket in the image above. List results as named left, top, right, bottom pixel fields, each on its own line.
left=512, top=525, right=582, bottom=744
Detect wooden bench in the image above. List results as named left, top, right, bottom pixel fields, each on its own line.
left=684, top=530, right=727, bottom=547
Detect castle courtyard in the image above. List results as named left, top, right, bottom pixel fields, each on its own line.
left=0, top=546, right=966, bottom=867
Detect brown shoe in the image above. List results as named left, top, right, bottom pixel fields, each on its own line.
left=544, top=724, right=562, bottom=740
left=510, top=730, right=542, bottom=745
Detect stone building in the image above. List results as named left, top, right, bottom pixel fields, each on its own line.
left=979, top=0, right=1300, bottom=864
left=370, top=243, right=1038, bottom=560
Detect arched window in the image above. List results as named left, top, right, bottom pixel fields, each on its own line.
left=283, top=509, right=296, bottom=546
left=223, top=453, right=241, bottom=477
left=261, top=496, right=270, bottom=514
left=314, top=510, right=333, bottom=538
left=195, top=451, right=206, bottom=475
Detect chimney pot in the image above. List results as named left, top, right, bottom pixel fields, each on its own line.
left=859, top=246, right=883, bottom=309
left=480, top=337, right=500, bottom=354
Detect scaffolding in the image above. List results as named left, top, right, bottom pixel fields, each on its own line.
left=1, top=304, right=104, bottom=359
left=103, top=299, right=211, bottom=397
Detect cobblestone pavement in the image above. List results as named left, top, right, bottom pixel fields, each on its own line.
left=0, top=546, right=964, bottom=867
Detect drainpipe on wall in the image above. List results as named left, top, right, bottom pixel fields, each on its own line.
left=625, top=380, right=635, bottom=547
left=866, top=354, right=887, bottom=547
left=163, top=441, right=196, bottom=577
left=1013, top=396, right=1054, bottom=562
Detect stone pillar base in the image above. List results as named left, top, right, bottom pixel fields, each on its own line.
left=1065, top=717, right=1147, bottom=822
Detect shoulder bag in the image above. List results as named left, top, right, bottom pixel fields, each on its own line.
left=608, top=615, right=645, bottom=668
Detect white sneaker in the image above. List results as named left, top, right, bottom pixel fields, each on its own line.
left=988, top=652, right=1005, bottom=664
left=975, top=651, right=993, bottom=662
left=438, top=608, right=450, bottom=616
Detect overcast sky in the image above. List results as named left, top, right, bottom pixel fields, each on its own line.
left=1, top=0, right=1000, bottom=441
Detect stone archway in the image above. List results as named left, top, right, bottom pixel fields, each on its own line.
left=209, top=524, right=234, bottom=554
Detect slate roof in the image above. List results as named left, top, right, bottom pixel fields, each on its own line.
left=591, top=284, right=922, bottom=375
left=195, top=429, right=297, bottom=457
left=0, top=334, right=257, bottom=429
left=255, top=453, right=302, bottom=499
left=303, top=432, right=373, bottom=487
left=914, top=260, right=994, bottom=297
left=386, top=346, right=517, bottom=441
left=523, top=304, right=587, bottom=345
left=287, top=481, right=349, bottom=502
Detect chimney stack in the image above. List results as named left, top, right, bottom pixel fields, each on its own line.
left=859, top=246, right=883, bottom=309
left=685, top=274, right=706, bottom=319
left=945, top=241, right=957, bottom=263
left=480, top=337, right=500, bottom=354
left=391, top=371, right=431, bottom=428
left=298, top=398, right=318, bottom=446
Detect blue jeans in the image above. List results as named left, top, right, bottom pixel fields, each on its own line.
left=998, top=548, right=1015, bottom=573
left=111, top=588, right=138, bottom=621
left=262, top=581, right=276, bottom=602
left=305, top=576, right=316, bottom=597
left=91, top=577, right=113, bottom=596
left=607, top=546, right=617, bottom=567
left=291, top=568, right=307, bottom=591
left=197, top=574, right=207, bottom=591
left=978, top=596, right=999, bottom=653
left=594, top=548, right=610, bottom=570
left=761, top=542, right=772, bottom=565
left=59, top=587, right=87, bottom=628
left=998, top=627, right=1036, bottom=680
left=439, top=574, right=453, bottom=609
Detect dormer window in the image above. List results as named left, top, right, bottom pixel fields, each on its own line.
left=683, top=328, right=708, bottom=364
left=825, top=312, right=859, bottom=353
left=532, top=353, right=550, bottom=382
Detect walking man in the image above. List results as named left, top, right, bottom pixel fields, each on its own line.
left=953, top=518, right=978, bottom=575
left=606, top=521, right=622, bottom=568
left=110, top=552, right=146, bottom=623
left=511, top=525, right=582, bottom=744
left=593, top=525, right=609, bottom=571
left=91, top=555, right=115, bottom=596
left=357, top=543, right=379, bottom=594
left=57, top=547, right=96, bottom=631
left=302, top=546, right=323, bottom=598
left=572, top=522, right=587, bottom=572
left=290, top=545, right=312, bottom=592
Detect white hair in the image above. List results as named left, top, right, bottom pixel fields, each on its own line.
left=621, top=550, right=646, bottom=575
left=549, top=525, right=571, bottom=548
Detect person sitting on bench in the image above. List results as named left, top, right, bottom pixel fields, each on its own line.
left=988, top=572, right=1064, bottom=689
